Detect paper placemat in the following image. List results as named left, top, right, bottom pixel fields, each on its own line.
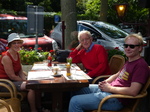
left=31, top=64, right=51, bottom=70
left=27, top=71, right=54, bottom=80
left=61, top=71, right=92, bottom=80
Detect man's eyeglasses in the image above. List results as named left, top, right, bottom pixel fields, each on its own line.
left=80, top=37, right=91, bottom=42
left=123, top=44, right=140, bottom=49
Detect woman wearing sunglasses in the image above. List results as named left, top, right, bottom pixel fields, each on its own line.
left=68, top=33, right=150, bottom=112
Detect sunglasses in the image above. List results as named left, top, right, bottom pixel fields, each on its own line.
left=123, top=44, right=140, bottom=49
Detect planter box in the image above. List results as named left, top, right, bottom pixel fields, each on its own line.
left=22, top=65, right=33, bottom=73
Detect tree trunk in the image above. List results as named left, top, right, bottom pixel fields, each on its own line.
left=99, top=0, right=108, bottom=22
left=61, top=0, right=77, bottom=49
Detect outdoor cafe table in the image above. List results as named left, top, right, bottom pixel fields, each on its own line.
left=26, top=62, right=91, bottom=112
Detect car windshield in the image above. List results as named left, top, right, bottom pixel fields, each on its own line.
left=93, top=22, right=128, bottom=39
left=0, top=20, right=43, bottom=39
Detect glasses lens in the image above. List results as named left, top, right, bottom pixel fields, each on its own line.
left=80, top=37, right=90, bottom=42
left=124, top=44, right=140, bottom=49
left=123, top=44, right=128, bottom=48
left=129, top=45, right=135, bottom=49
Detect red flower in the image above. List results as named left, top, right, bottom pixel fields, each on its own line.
left=38, top=47, right=42, bottom=51
left=5, top=47, right=9, bottom=50
left=2, top=51, right=7, bottom=55
left=29, top=47, right=32, bottom=50
left=50, top=50, right=54, bottom=53
left=114, top=47, right=119, bottom=50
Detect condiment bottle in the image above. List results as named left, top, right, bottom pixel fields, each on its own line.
left=66, top=63, right=71, bottom=76
left=47, top=53, right=52, bottom=67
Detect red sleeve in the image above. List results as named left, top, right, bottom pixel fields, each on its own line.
left=69, top=49, right=82, bottom=63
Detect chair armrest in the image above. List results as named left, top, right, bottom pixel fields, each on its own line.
left=92, top=75, right=111, bottom=84
left=0, top=79, right=27, bottom=101
left=0, top=79, right=17, bottom=98
left=0, top=83, right=14, bottom=98
left=97, top=91, right=147, bottom=111
left=0, top=99, right=11, bottom=112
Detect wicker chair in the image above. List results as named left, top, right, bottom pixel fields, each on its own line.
left=0, top=79, right=27, bottom=101
left=92, top=55, right=125, bottom=84
left=0, top=82, right=21, bottom=112
left=0, top=99, right=12, bottom=112
left=89, top=66, right=150, bottom=112
left=108, top=55, right=125, bottom=74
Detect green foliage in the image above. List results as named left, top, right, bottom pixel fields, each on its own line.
left=0, top=0, right=149, bottom=36
left=107, top=48, right=127, bottom=61
left=85, top=0, right=100, bottom=14
left=77, top=0, right=101, bottom=20
left=76, top=0, right=149, bottom=26
left=19, top=49, right=49, bottom=65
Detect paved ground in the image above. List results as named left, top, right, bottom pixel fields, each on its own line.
left=21, top=92, right=69, bottom=112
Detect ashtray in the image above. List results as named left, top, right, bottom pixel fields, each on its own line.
left=53, top=74, right=62, bottom=77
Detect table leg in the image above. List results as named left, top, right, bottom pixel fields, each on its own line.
left=51, top=92, right=63, bottom=112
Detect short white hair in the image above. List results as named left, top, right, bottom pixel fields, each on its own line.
left=78, top=30, right=92, bottom=40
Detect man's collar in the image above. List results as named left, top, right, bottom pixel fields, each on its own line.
left=85, top=42, right=94, bottom=52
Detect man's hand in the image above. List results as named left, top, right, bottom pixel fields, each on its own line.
left=76, top=43, right=83, bottom=50
left=98, top=80, right=112, bottom=92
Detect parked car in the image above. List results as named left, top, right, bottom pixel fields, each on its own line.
left=0, top=14, right=58, bottom=54
left=51, top=20, right=147, bottom=57
left=118, top=23, right=135, bottom=34
left=51, top=20, right=129, bottom=51
left=0, top=38, right=7, bottom=54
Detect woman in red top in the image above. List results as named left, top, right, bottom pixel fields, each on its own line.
left=0, top=33, right=39, bottom=112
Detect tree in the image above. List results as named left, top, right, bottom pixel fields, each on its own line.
left=99, top=0, right=108, bottom=22
left=61, top=0, right=77, bottom=49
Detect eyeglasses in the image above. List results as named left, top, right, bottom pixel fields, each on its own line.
left=123, top=44, right=140, bottom=49
left=80, top=37, right=91, bottom=42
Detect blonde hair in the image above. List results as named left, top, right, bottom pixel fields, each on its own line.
left=125, top=33, right=144, bottom=46
left=78, top=30, right=92, bottom=41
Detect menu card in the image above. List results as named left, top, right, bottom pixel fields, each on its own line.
left=61, top=71, right=92, bottom=80
left=27, top=71, right=54, bottom=80
left=31, top=64, right=51, bottom=70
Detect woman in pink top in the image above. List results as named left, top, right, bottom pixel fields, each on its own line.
left=0, top=33, right=44, bottom=112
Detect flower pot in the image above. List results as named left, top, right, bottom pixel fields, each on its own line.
left=22, top=65, right=33, bottom=73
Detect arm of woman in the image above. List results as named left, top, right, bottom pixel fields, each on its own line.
left=2, top=55, right=24, bottom=81
left=19, top=68, right=26, bottom=80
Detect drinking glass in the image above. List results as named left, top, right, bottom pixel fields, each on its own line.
left=52, top=66, right=59, bottom=75
left=66, top=57, right=72, bottom=65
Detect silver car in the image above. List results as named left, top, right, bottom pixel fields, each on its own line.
left=50, top=20, right=146, bottom=56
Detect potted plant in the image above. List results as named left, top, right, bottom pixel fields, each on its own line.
left=107, top=47, right=127, bottom=61
left=19, top=47, right=49, bottom=73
